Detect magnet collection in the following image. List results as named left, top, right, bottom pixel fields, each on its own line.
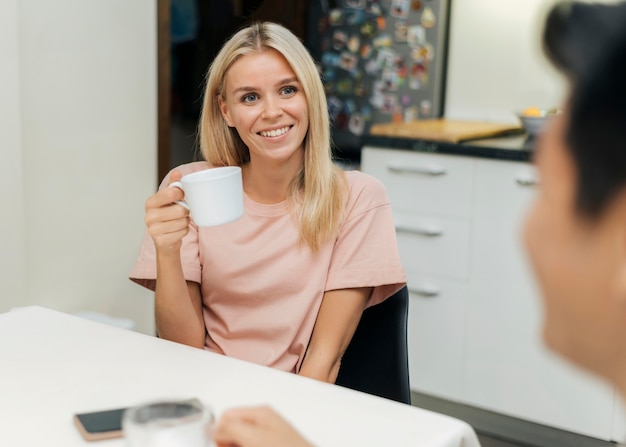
left=317, top=0, right=444, bottom=136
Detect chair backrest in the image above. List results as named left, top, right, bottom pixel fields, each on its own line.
left=335, top=285, right=411, bottom=404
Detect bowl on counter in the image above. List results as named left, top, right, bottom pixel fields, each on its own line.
left=516, top=107, right=560, bottom=138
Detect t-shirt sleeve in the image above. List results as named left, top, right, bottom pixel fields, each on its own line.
left=325, top=172, right=406, bottom=307
left=128, top=164, right=206, bottom=291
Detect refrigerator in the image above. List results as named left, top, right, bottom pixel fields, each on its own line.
left=306, top=0, right=451, bottom=152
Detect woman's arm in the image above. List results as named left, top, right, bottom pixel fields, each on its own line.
left=146, top=170, right=206, bottom=348
left=298, top=287, right=372, bottom=383
left=154, top=259, right=205, bottom=348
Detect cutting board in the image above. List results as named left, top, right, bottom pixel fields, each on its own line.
left=369, top=119, right=522, bottom=143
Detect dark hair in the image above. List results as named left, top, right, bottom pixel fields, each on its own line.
left=543, top=1, right=626, bottom=217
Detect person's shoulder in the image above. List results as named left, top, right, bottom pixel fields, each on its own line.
left=343, top=170, right=388, bottom=197
left=342, top=170, right=389, bottom=209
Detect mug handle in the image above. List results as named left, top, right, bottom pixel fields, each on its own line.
left=168, top=181, right=190, bottom=211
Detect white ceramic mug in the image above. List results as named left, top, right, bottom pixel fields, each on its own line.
left=169, top=166, right=243, bottom=227
left=122, top=399, right=214, bottom=447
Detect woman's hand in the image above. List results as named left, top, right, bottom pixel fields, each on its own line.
left=214, top=406, right=313, bottom=447
left=144, top=170, right=190, bottom=254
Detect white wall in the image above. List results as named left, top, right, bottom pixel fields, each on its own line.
left=0, top=0, right=157, bottom=334
left=0, top=0, right=26, bottom=309
left=445, top=0, right=565, bottom=123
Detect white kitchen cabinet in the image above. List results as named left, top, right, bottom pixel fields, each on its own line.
left=465, top=158, right=614, bottom=439
left=406, top=272, right=468, bottom=401
left=362, top=146, right=619, bottom=441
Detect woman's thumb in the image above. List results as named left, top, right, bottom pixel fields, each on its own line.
left=168, top=170, right=183, bottom=185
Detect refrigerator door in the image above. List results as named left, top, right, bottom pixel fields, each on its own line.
left=306, top=0, right=451, bottom=149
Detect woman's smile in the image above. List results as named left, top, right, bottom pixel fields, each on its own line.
left=219, top=49, right=309, bottom=167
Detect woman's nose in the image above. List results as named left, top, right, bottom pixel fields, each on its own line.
left=261, top=97, right=283, bottom=119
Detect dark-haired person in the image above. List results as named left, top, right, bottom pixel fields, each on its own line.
left=212, top=2, right=626, bottom=446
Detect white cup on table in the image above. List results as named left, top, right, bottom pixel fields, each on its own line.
left=169, top=166, right=244, bottom=227
left=122, top=399, right=214, bottom=447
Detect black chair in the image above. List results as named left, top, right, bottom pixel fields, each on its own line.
left=335, top=285, right=411, bottom=404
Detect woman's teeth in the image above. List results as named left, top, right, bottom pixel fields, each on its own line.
left=260, top=126, right=290, bottom=137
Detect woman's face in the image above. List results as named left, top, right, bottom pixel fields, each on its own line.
left=522, top=109, right=626, bottom=379
left=218, top=49, right=309, bottom=170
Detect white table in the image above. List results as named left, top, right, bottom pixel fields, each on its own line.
left=0, top=306, right=480, bottom=447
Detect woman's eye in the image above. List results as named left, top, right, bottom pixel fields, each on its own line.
left=281, top=86, right=297, bottom=96
left=241, top=93, right=258, bottom=103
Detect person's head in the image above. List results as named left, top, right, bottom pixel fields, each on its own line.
left=523, top=1, right=626, bottom=389
left=198, top=22, right=330, bottom=172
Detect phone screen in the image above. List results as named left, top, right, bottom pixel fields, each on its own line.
left=74, top=407, right=126, bottom=441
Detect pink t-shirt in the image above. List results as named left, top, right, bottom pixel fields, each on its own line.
left=130, top=161, right=406, bottom=373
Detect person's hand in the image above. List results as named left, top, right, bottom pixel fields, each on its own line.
left=213, top=406, right=314, bottom=447
left=144, top=170, right=190, bottom=253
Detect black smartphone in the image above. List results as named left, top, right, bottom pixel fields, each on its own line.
left=73, top=406, right=126, bottom=441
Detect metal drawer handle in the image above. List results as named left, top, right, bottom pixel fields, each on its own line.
left=396, top=225, right=443, bottom=237
left=515, top=176, right=539, bottom=187
left=387, top=161, right=447, bottom=176
left=409, top=284, right=440, bottom=297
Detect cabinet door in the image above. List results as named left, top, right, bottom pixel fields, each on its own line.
left=465, top=158, right=615, bottom=440
left=362, top=147, right=474, bottom=219
left=407, top=272, right=467, bottom=401
left=395, top=212, right=471, bottom=281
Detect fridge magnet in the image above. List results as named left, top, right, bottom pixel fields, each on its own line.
left=336, top=77, right=354, bottom=94
left=346, top=9, right=366, bottom=26
left=354, top=77, right=369, bottom=96
left=390, top=0, right=410, bottom=18
left=327, top=96, right=343, bottom=120
left=381, top=94, right=399, bottom=114
left=321, top=51, right=340, bottom=67
left=347, top=35, right=361, bottom=53
left=394, top=22, right=408, bottom=42
left=376, top=16, right=386, bottom=30
left=404, top=106, right=418, bottom=122
left=411, top=0, right=422, bottom=11
left=332, top=30, right=348, bottom=51
left=423, top=42, right=435, bottom=61
left=348, top=113, right=366, bottom=136
left=339, top=52, right=358, bottom=72
left=397, top=63, right=408, bottom=86
left=360, top=20, right=377, bottom=38
left=366, top=0, right=383, bottom=15
left=375, top=48, right=396, bottom=70
left=323, top=67, right=338, bottom=83
left=381, top=68, right=399, bottom=91
left=420, top=6, right=436, bottom=29
left=329, top=9, right=344, bottom=26
left=360, top=43, right=373, bottom=59
left=419, top=99, right=433, bottom=117
left=407, top=25, right=426, bottom=48
left=360, top=105, right=373, bottom=121
left=365, top=58, right=379, bottom=76
left=369, top=81, right=386, bottom=108
left=409, top=62, right=427, bottom=89
left=345, top=0, right=366, bottom=8
left=373, top=34, right=393, bottom=48
left=344, top=99, right=357, bottom=114
left=392, top=105, right=403, bottom=123
left=401, top=93, right=412, bottom=107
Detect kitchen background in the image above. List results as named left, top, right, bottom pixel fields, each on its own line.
left=1, top=1, right=619, bottom=446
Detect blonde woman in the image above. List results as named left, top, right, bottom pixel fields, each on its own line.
left=130, top=22, right=405, bottom=382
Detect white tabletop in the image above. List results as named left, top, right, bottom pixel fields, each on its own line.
left=0, top=306, right=480, bottom=447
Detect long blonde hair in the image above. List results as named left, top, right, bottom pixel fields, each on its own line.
left=199, top=22, right=345, bottom=250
